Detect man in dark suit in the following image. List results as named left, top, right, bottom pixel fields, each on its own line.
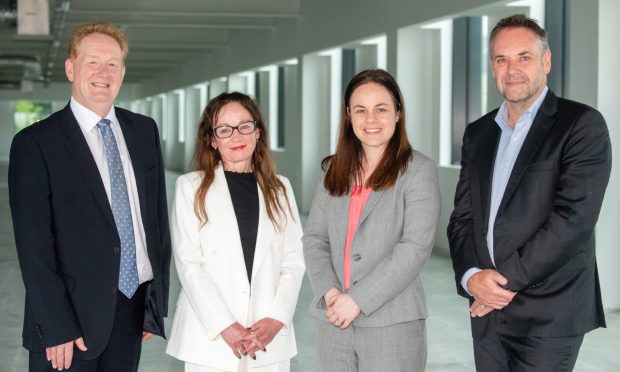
left=9, top=22, right=171, bottom=372
left=448, top=14, right=611, bottom=371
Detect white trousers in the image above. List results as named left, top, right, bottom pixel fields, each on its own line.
left=184, top=358, right=290, bottom=372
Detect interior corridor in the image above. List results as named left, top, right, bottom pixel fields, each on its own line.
left=1, top=162, right=618, bottom=371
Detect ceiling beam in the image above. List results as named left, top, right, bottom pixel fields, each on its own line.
left=129, top=43, right=227, bottom=50
left=64, top=21, right=276, bottom=31
left=69, top=10, right=300, bottom=19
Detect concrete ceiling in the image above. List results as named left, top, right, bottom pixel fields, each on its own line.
left=0, top=0, right=301, bottom=87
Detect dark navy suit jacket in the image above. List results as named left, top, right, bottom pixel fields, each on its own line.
left=448, top=91, right=610, bottom=338
left=9, top=104, right=171, bottom=358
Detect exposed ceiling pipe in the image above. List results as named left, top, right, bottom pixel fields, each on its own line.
left=0, top=0, right=17, bottom=28
left=43, top=0, right=70, bottom=84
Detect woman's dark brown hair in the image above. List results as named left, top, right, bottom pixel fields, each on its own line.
left=323, top=69, right=413, bottom=196
left=193, top=92, right=292, bottom=229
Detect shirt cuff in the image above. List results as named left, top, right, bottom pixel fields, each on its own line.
left=461, top=267, right=481, bottom=296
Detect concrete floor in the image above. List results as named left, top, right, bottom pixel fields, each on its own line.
left=1, top=163, right=618, bottom=371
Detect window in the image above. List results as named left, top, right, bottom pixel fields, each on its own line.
left=451, top=16, right=484, bottom=164
left=174, top=89, right=186, bottom=143
left=14, top=100, right=51, bottom=132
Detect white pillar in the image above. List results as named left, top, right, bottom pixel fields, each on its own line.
left=301, top=53, right=333, bottom=213
left=596, top=0, right=620, bottom=310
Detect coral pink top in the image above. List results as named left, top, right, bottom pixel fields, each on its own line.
left=343, top=186, right=372, bottom=291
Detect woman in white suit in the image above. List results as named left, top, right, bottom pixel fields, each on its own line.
left=166, top=92, right=305, bottom=372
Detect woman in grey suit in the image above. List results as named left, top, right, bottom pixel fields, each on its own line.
left=303, top=69, right=440, bottom=371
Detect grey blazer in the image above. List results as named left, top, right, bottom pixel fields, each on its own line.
left=303, top=151, right=440, bottom=327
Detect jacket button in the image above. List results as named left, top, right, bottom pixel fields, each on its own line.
left=110, top=285, right=117, bottom=294
left=113, top=246, right=120, bottom=254
left=353, top=254, right=362, bottom=261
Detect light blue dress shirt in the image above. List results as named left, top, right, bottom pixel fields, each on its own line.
left=461, top=86, right=549, bottom=293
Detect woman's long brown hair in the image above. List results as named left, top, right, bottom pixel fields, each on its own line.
left=193, top=92, right=292, bottom=230
left=323, top=69, right=413, bottom=196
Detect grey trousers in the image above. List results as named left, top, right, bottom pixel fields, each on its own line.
left=314, top=319, right=427, bottom=372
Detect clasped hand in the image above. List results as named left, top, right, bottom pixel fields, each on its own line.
left=324, top=287, right=361, bottom=329
left=220, top=318, right=284, bottom=359
left=467, top=269, right=517, bottom=317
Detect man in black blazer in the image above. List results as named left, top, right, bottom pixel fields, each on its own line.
left=9, top=22, right=171, bottom=372
left=448, top=14, right=611, bottom=371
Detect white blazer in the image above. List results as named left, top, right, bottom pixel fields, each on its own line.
left=166, top=165, right=305, bottom=371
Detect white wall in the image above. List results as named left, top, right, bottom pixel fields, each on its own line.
left=565, top=1, right=598, bottom=107
left=301, top=54, right=332, bottom=212
left=398, top=25, right=451, bottom=254
left=398, top=26, right=441, bottom=162
left=163, top=91, right=186, bottom=171
left=0, top=102, right=15, bottom=162
left=595, top=0, right=620, bottom=309
left=184, top=85, right=206, bottom=172
left=272, top=64, right=302, bottom=199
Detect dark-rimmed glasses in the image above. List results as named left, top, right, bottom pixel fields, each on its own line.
left=212, top=120, right=257, bottom=139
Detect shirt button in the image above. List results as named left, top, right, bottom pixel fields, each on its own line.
left=113, top=246, right=120, bottom=254
left=352, top=254, right=362, bottom=262
left=110, top=285, right=117, bottom=294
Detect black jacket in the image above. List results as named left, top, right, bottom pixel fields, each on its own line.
left=448, top=91, right=610, bottom=337
left=9, top=104, right=171, bottom=358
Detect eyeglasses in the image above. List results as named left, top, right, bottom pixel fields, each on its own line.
left=212, top=120, right=257, bottom=139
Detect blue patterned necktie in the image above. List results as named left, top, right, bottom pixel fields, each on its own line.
left=97, top=118, right=139, bottom=298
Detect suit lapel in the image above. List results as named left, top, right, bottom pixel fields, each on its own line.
left=358, top=189, right=384, bottom=227
left=473, top=119, right=501, bottom=228
left=117, top=109, right=147, bottom=224
left=335, top=192, right=351, bottom=252
left=60, top=105, right=116, bottom=230
left=251, top=186, right=276, bottom=282
left=335, top=187, right=382, bottom=255
left=499, top=92, right=558, bottom=211
left=212, top=166, right=249, bottom=288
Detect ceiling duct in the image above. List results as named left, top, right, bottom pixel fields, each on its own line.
left=17, top=0, right=49, bottom=35
left=0, top=0, right=17, bottom=28
left=0, top=55, right=42, bottom=91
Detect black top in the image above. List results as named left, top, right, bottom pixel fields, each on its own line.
left=224, top=171, right=259, bottom=283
